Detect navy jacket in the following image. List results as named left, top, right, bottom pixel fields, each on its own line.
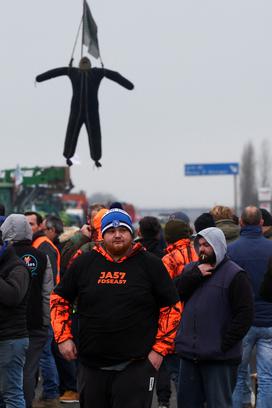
left=228, top=226, right=272, bottom=327
left=175, top=227, right=253, bottom=363
left=175, top=258, right=251, bottom=362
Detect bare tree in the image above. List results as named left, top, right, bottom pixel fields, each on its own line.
left=259, top=138, right=271, bottom=188
left=240, top=141, right=258, bottom=208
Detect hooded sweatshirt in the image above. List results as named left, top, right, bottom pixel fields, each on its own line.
left=215, top=219, right=240, bottom=243
left=51, top=243, right=181, bottom=368
left=1, top=214, right=33, bottom=242
left=175, top=227, right=253, bottom=363
left=1, top=214, right=53, bottom=329
left=0, top=243, right=30, bottom=340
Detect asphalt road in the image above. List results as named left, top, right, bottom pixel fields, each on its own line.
left=36, top=382, right=177, bottom=407
left=54, top=393, right=177, bottom=408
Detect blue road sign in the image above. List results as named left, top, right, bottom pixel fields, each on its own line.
left=185, top=163, right=239, bottom=176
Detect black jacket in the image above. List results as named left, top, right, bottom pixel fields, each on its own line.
left=0, top=245, right=30, bottom=340
left=137, top=237, right=165, bottom=259
left=33, top=231, right=58, bottom=284
left=14, top=241, right=53, bottom=329
left=260, top=256, right=272, bottom=302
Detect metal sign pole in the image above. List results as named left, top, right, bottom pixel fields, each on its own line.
left=234, top=174, right=238, bottom=214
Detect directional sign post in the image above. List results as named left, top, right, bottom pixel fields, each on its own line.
left=184, top=163, right=239, bottom=212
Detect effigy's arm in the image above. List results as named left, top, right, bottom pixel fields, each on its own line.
left=36, top=67, right=71, bottom=82
left=103, top=69, right=134, bottom=90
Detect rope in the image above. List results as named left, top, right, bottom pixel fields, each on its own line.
left=69, top=16, right=83, bottom=66
left=99, top=57, right=104, bottom=68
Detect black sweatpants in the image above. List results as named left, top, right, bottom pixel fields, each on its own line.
left=78, top=359, right=158, bottom=408
left=156, top=360, right=171, bottom=404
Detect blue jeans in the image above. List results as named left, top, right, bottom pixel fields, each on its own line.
left=39, top=327, right=59, bottom=399
left=178, top=358, right=237, bottom=408
left=0, top=337, right=29, bottom=408
left=232, top=326, right=272, bottom=408
left=52, top=313, right=78, bottom=394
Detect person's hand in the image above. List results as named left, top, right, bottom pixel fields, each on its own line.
left=81, top=224, right=92, bottom=238
left=58, top=339, right=77, bottom=361
left=198, top=263, right=214, bottom=276
left=148, top=350, right=163, bottom=371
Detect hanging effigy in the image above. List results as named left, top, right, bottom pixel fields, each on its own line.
left=36, top=0, right=134, bottom=167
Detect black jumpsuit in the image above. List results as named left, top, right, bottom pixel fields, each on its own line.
left=36, top=67, right=134, bottom=166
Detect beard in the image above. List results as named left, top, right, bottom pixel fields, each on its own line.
left=199, top=252, right=216, bottom=265
left=106, top=240, right=132, bottom=257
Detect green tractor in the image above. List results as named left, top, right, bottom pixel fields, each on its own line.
left=0, top=166, right=73, bottom=215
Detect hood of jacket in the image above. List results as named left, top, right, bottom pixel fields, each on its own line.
left=1, top=214, right=33, bottom=242
left=94, top=242, right=144, bottom=263
left=215, top=219, right=240, bottom=243
left=194, top=227, right=227, bottom=267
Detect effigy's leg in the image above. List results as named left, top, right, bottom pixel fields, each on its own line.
left=63, top=111, right=83, bottom=166
left=85, top=111, right=102, bottom=167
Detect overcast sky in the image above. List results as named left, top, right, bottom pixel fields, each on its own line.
left=1, top=1, right=272, bottom=209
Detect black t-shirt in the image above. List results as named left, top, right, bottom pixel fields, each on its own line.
left=54, top=248, right=179, bottom=368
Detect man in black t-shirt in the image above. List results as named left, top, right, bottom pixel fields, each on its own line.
left=51, top=208, right=181, bottom=408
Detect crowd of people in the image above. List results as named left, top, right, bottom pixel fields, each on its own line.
left=0, top=201, right=272, bottom=408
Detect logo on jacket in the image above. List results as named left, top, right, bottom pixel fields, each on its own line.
left=97, top=271, right=126, bottom=285
left=21, top=254, right=38, bottom=277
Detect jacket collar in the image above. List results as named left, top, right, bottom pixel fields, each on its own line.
left=32, top=230, right=45, bottom=242
left=240, top=225, right=262, bottom=237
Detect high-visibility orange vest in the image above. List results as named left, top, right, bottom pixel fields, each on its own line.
left=33, top=236, right=61, bottom=284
